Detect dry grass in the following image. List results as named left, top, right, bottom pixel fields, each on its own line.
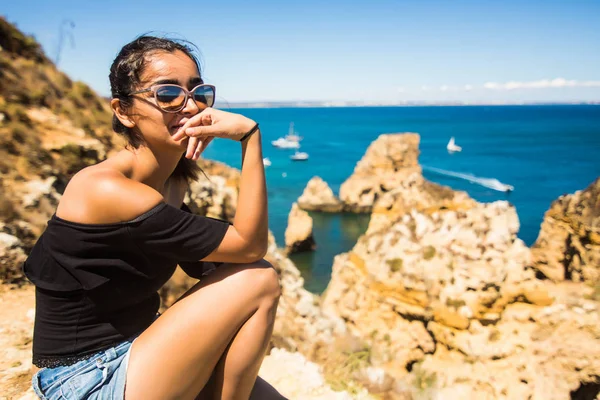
left=319, top=334, right=376, bottom=397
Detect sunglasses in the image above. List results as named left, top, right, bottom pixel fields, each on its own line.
left=129, top=83, right=216, bottom=113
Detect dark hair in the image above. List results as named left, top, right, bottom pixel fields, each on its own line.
left=109, top=35, right=203, bottom=182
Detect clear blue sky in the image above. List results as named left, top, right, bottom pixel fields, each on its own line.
left=3, top=0, right=600, bottom=104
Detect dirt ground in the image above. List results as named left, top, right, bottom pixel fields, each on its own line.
left=0, top=284, right=37, bottom=400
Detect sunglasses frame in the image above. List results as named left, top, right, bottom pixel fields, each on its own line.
left=129, top=83, right=216, bottom=113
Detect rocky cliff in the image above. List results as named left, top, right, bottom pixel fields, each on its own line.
left=298, top=176, right=344, bottom=212
left=340, top=133, right=422, bottom=213
left=285, top=202, right=316, bottom=254
left=298, top=134, right=474, bottom=218
left=283, top=134, right=600, bottom=399
left=532, top=177, right=600, bottom=285
left=318, top=134, right=600, bottom=399
left=0, top=16, right=122, bottom=283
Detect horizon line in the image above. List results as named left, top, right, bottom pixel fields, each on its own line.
left=213, top=100, right=600, bottom=109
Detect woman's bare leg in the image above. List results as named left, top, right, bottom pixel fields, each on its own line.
left=124, top=260, right=281, bottom=400
left=209, top=288, right=279, bottom=399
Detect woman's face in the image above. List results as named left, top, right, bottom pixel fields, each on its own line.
left=129, top=50, right=206, bottom=151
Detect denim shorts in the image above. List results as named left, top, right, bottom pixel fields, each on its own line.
left=32, top=339, right=134, bottom=400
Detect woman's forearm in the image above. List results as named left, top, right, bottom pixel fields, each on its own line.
left=234, top=130, right=269, bottom=257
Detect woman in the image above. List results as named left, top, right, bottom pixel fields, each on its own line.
left=24, top=36, right=284, bottom=399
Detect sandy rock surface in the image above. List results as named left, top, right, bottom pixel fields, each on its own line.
left=532, top=177, right=600, bottom=284
left=285, top=203, right=316, bottom=253
left=297, top=176, right=344, bottom=212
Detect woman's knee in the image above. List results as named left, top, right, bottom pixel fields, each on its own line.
left=237, top=259, right=281, bottom=303
left=255, top=259, right=282, bottom=301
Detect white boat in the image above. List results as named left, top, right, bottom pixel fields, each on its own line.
left=271, top=137, right=300, bottom=149
left=284, top=122, right=303, bottom=142
left=262, top=157, right=272, bottom=167
left=290, top=151, right=309, bottom=161
left=447, top=137, right=462, bottom=152
left=272, top=122, right=302, bottom=149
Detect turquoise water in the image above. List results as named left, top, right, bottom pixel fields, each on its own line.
left=203, top=105, right=600, bottom=293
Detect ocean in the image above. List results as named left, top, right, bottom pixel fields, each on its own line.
left=202, top=105, right=600, bottom=293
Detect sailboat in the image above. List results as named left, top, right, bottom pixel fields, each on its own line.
left=447, top=137, right=462, bottom=152
left=284, top=122, right=302, bottom=142
left=272, top=122, right=302, bottom=149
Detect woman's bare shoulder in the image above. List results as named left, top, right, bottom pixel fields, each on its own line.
left=56, top=165, right=164, bottom=224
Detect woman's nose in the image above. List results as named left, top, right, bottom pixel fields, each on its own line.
left=181, top=96, right=206, bottom=115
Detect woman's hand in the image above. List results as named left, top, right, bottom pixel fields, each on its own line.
left=172, top=108, right=256, bottom=144
left=185, top=136, right=213, bottom=160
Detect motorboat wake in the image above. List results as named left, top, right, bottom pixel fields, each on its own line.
left=423, top=166, right=514, bottom=192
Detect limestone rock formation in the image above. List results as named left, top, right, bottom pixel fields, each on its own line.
left=339, top=133, right=475, bottom=222
left=532, top=177, right=600, bottom=284
left=339, top=133, right=422, bottom=213
left=298, top=177, right=343, bottom=212
left=322, top=195, right=600, bottom=398
left=184, top=159, right=240, bottom=221
left=266, top=231, right=347, bottom=355
left=322, top=200, right=543, bottom=375
left=368, top=174, right=476, bottom=235
left=403, top=283, right=600, bottom=400
left=285, top=203, right=316, bottom=254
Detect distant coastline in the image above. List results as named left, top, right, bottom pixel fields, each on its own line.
left=216, top=100, right=600, bottom=109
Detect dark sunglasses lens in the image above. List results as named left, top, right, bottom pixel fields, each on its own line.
left=155, top=86, right=185, bottom=111
left=193, top=86, right=215, bottom=107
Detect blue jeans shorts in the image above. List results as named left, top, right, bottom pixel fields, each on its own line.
left=32, top=339, right=134, bottom=400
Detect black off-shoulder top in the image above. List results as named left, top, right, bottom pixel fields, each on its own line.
left=23, top=203, right=229, bottom=368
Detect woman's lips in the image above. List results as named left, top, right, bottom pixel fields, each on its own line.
left=170, top=124, right=185, bottom=135
left=170, top=117, right=190, bottom=135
